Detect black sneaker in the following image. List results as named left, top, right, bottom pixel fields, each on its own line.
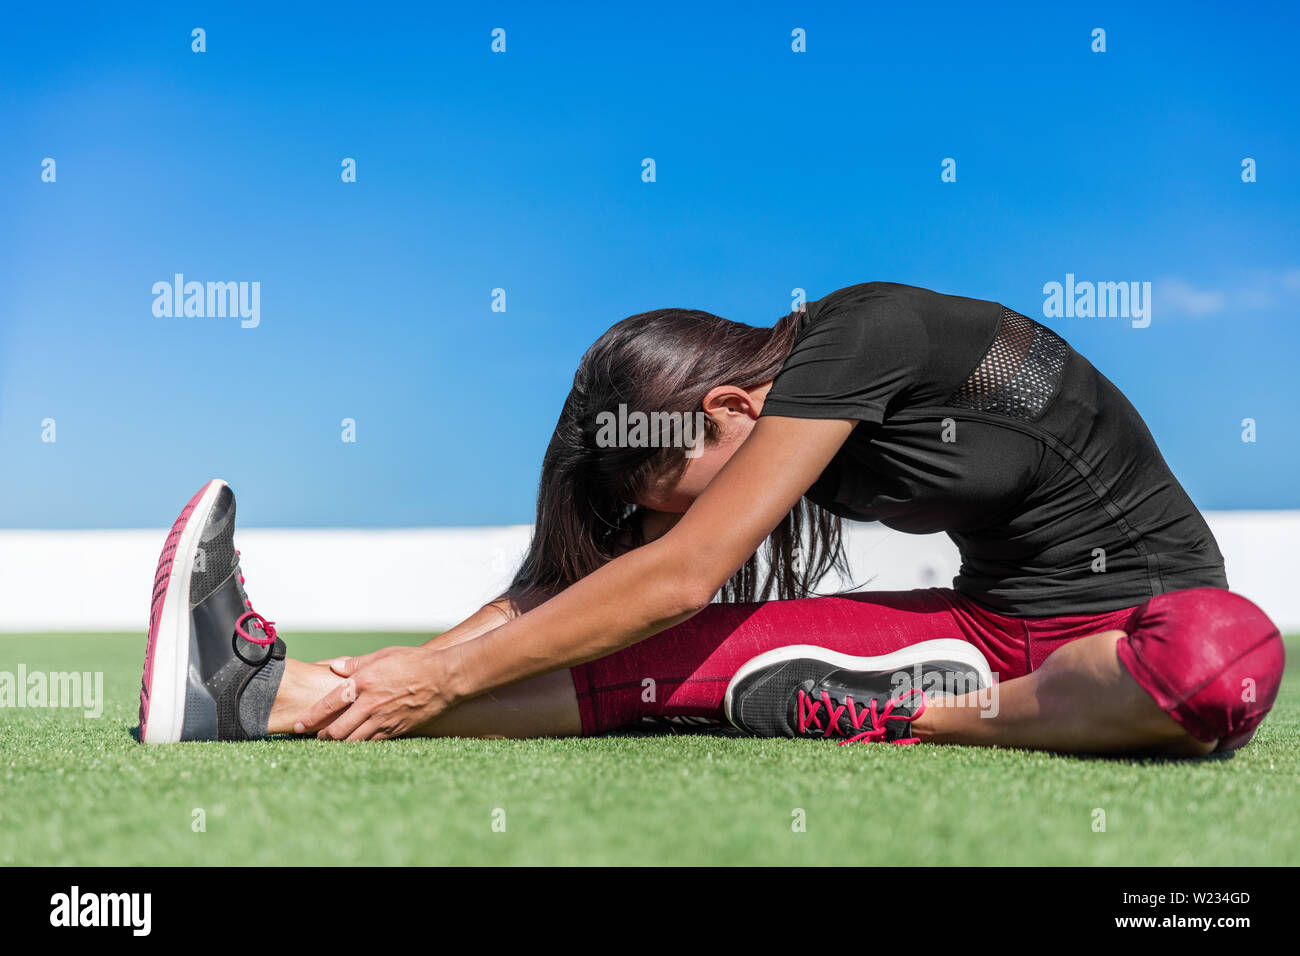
left=139, top=479, right=285, bottom=744
left=723, top=640, right=993, bottom=744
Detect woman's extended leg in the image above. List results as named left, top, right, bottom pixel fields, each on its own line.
left=267, top=659, right=582, bottom=738
left=268, top=590, right=959, bottom=739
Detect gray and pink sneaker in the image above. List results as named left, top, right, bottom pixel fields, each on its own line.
left=139, top=479, right=285, bottom=744
left=723, top=641, right=992, bottom=744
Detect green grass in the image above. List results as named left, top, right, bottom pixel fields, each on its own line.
left=1, top=632, right=1297, bottom=865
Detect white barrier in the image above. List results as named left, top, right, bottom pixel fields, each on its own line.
left=0, top=513, right=1295, bottom=633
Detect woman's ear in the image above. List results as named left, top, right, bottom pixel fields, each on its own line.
left=701, top=385, right=762, bottom=421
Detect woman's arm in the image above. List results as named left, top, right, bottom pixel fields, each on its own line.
left=296, top=415, right=855, bottom=739
left=444, top=415, right=854, bottom=689
left=419, top=508, right=684, bottom=652
left=419, top=602, right=511, bottom=650
left=420, top=591, right=546, bottom=651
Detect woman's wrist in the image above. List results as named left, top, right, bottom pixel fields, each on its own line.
left=420, top=588, right=565, bottom=708
left=431, top=643, right=472, bottom=708
left=420, top=599, right=512, bottom=651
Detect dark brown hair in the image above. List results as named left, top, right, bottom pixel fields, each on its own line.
left=508, top=308, right=848, bottom=606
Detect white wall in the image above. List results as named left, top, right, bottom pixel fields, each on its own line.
left=1, top=512, right=1296, bottom=633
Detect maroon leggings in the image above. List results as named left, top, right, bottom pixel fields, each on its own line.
left=568, top=587, right=1285, bottom=751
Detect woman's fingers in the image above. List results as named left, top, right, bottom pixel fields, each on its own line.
left=307, top=646, right=396, bottom=672
left=294, top=646, right=446, bottom=741
left=315, top=695, right=374, bottom=740
left=345, top=717, right=391, bottom=742
left=292, top=677, right=358, bottom=734
left=328, top=656, right=364, bottom=677
left=328, top=647, right=397, bottom=677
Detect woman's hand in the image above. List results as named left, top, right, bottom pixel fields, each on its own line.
left=293, top=645, right=457, bottom=741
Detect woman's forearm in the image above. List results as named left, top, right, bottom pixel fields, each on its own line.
left=441, top=540, right=706, bottom=704
left=423, top=512, right=682, bottom=655
left=420, top=601, right=510, bottom=651
left=420, top=589, right=555, bottom=652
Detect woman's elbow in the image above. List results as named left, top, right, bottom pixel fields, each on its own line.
left=674, top=579, right=717, bottom=618
left=642, top=538, right=723, bottom=620
left=661, top=559, right=722, bottom=618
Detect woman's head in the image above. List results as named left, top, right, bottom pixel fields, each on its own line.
left=634, top=377, right=772, bottom=511
left=509, top=307, right=847, bottom=603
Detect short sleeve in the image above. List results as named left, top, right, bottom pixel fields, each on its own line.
left=760, top=283, right=930, bottom=425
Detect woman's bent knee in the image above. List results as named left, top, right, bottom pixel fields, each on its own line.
left=1117, top=588, right=1285, bottom=752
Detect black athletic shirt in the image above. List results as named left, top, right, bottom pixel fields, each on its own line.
left=761, top=282, right=1227, bottom=615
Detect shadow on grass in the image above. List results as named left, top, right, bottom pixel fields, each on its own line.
left=602, top=717, right=743, bottom=738
left=1045, top=748, right=1236, bottom=767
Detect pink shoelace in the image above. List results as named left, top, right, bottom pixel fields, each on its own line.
left=797, top=687, right=928, bottom=745
left=233, top=549, right=277, bottom=647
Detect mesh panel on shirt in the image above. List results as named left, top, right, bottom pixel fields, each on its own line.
left=944, top=308, right=1068, bottom=421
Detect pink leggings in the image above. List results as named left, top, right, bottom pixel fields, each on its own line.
left=568, top=587, right=1285, bottom=751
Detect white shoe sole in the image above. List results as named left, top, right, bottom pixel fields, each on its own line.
left=140, top=478, right=226, bottom=744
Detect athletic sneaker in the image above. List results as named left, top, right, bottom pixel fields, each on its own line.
left=723, top=640, right=993, bottom=745
left=139, top=479, right=286, bottom=744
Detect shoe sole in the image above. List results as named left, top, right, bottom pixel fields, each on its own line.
left=139, top=478, right=226, bottom=744
left=722, top=638, right=993, bottom=727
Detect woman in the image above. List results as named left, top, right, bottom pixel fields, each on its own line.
left=139, top=282, right=1284, bottom=754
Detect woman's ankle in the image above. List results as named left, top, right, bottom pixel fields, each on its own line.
left=268, top=659, right=344, bottom=735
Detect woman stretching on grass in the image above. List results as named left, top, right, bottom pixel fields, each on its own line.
left=139, top=282, right=1284, bottom=754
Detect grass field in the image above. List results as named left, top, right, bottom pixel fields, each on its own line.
left=2, top=632, right=1297, bottom=866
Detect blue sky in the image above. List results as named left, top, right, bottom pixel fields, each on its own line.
left=1, top=1, right=1297, bottom=528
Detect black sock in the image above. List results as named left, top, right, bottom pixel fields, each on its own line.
left=238, top=657, right=285, bottom=739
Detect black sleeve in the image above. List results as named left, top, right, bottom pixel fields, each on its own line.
left=760, top=283, right=930, bottom=425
